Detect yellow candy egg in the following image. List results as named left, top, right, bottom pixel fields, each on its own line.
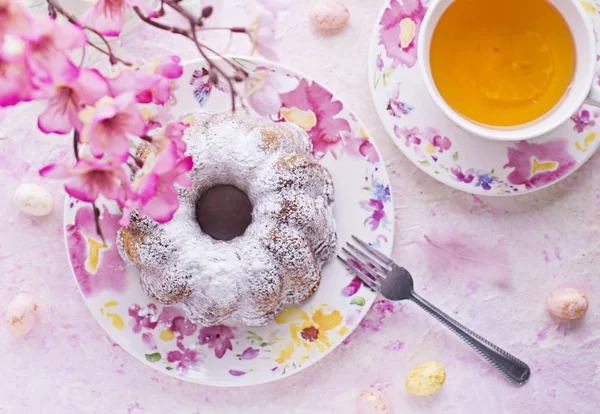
left=309, top=1, right=350, bottom=31
left=546, top=288, right=589, bottom=320
left=406, top=361, right=446, bottom=396
left=357, top=389, right=394, bottom=414
left=5, top=294, right=38, bottom=337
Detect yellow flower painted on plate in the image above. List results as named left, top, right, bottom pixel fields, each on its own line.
left=160, top=328, right=174, bottom=341
left=575, top=132, right=596, bottom=152
left=280, top=107, right=317, bottom=131
left=360, top=126, right=369, bottom=140
left=425, top=143, right=437, bottom=154
left=105, top=312, right=124, bottom=330
left=399, top=18, right=416, bottom=48
left=86, top=237, right=108, bottom=272
left=275, top=306, right=343, bottom=354
left=531, top=157, right=558, bottom=175
left=580, top=0, right=596, bottom=15
left=275, top=342, right=295, bottom=364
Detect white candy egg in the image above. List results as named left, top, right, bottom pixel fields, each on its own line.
left=357, top=389, right=394, bottom=414
left=309, top=1, right=350, bottom=31
left=14, top=183, right=54, bottom=216
left=546, top=288, right=589, bottom=320
left=406, top=361, right=446, bottom=396
left=5, top=294, right=38, bottom=337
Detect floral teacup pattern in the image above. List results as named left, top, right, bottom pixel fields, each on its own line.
left=64, top=58, right=394, bottom=386
left=369, top=0, right=600, bottom=196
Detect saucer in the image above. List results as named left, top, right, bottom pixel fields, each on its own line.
left=368, top=0, right=600, bottom=196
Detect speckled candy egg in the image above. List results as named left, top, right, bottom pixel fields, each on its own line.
left=357, top=389, right=394, bottom=414
left=5, top=294, right=38, bottom=337
left=406, top=361, right=446, bottom=396
left=546, top=288, right=589, bottom=320
left=14, top=183, right=54, bottom=216
left=309, top=1, right=350, bottom=30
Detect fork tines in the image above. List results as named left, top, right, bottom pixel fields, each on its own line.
left=337, top=236, right=393, bottom=291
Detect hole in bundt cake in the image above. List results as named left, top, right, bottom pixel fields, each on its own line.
left=195, top=185, right=253, bottom=241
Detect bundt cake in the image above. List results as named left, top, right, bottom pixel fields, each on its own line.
left=117, top=110, right=337, bottom=326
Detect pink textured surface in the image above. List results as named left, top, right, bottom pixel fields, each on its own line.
left=1, top=0, right=599, bottom=412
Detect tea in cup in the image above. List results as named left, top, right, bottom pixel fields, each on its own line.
left=418, top=0, right=598, bottom=141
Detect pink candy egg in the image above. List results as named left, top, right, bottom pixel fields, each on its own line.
left=357, top=389, right=394, bottom=414
left=546, top=288, right=589, bottom=320
left=5, top=294, right=38, bottom=337
left=309, top=1, right=350, bottom=31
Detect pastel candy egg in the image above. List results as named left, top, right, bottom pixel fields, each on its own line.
left=357, top=389, right=394, bottom=414
left=14, top=183, right=54, bottom=216
left=5, top=294, right=38, bottom=337
left=546, top=288, right=588, bottom=320
left=406, top=361, right=446, bottom=396
left=309, top=1, right=350, bottom=31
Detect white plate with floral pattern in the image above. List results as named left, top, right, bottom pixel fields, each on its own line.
left=63, top=58, right=394, bottom=386
left=369, top=0, right=600, bottom=196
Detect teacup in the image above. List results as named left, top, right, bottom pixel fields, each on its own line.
left=418, top=0, right=599, bottom=141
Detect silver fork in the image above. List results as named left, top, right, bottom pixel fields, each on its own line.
left=338, top=236, right=531, bottom=386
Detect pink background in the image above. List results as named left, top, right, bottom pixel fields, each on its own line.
left=1, top=0, right=599, bottom=412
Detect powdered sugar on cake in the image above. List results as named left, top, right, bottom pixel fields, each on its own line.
left=117, top=110, right=337, bottom=326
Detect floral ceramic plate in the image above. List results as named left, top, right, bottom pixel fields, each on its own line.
left=369, top=0, right=600, bottom=196
left=63, top=58, right=394, bottom=386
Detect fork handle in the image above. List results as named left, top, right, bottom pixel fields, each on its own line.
left=410, top=293, right=531, bottom=385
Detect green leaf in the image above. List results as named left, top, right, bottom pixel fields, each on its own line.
left=145, top=352, right=161, bottom=362
left=165, top=366, right=173, bottom=371
left=490, top=168, right=495, bottom=174
left=452, top=152, right=459, bottom=161
left=350, top=296, right=366, bottom=306
left=419, top=160, right=430, bottom=167
left=362, top=186, right=371, bottom=190
left=246, top=331, right=264, bottom=342
left=260, top=341, right=275, bottom=347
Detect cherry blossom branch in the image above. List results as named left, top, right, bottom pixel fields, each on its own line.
left=46, top=0, right=133, bottom=66
left=73, top=130, right=79, bottom=160
left=92, top=203, right=105, bottom=243
left=132, top=2, right=249, bottom=110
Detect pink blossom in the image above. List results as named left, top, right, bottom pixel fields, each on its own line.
left=120, top=141, right=193, bottom=226
left=26, top=18, right=87, bottom=83
left=341, top=276, right=362, bottom=297
left=109, top=67, right=174, bottom=105
left=150, top=55, right=183, bottom=79
left=571, top=109, right=596, bottom=133
left=39, top=158, right=129, bottom=204
left=167, top=341, right=201, bottom=374
left=128, top=304, right=159, bottom=333
left=238, top=347, right=259, bottom=360
left=65, top=205, right=127, bottom=297
left=198, top=325, right=234, bottom=359
left=360, top=199, right=385, bottom=231
left=149, top=121, right=189, bottom=156
left=0, top=49, right=35, bottom=107
left=38, top=68, right=110, bottom=134
left=422, top=127, right=451, bottom=152
left=378, top=0, right=427, bottom=69
left=244, top=68, right=298, bottom=116
left=394, top=125, right=421, bottom=147
left=79, top=93, right=146, bottom=161
left=451, top=166, right=475, bottom=184
left=248, top=7, right=278, bottom=61
left=0, top=0, right=34, bottom=39
left=81, top=0, right=154, bottom=37
left=341, top=132, right=380, bottom=163
left=279, top=79, right=351, bottom=159
left=504, top=140, right=576, bottom=189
